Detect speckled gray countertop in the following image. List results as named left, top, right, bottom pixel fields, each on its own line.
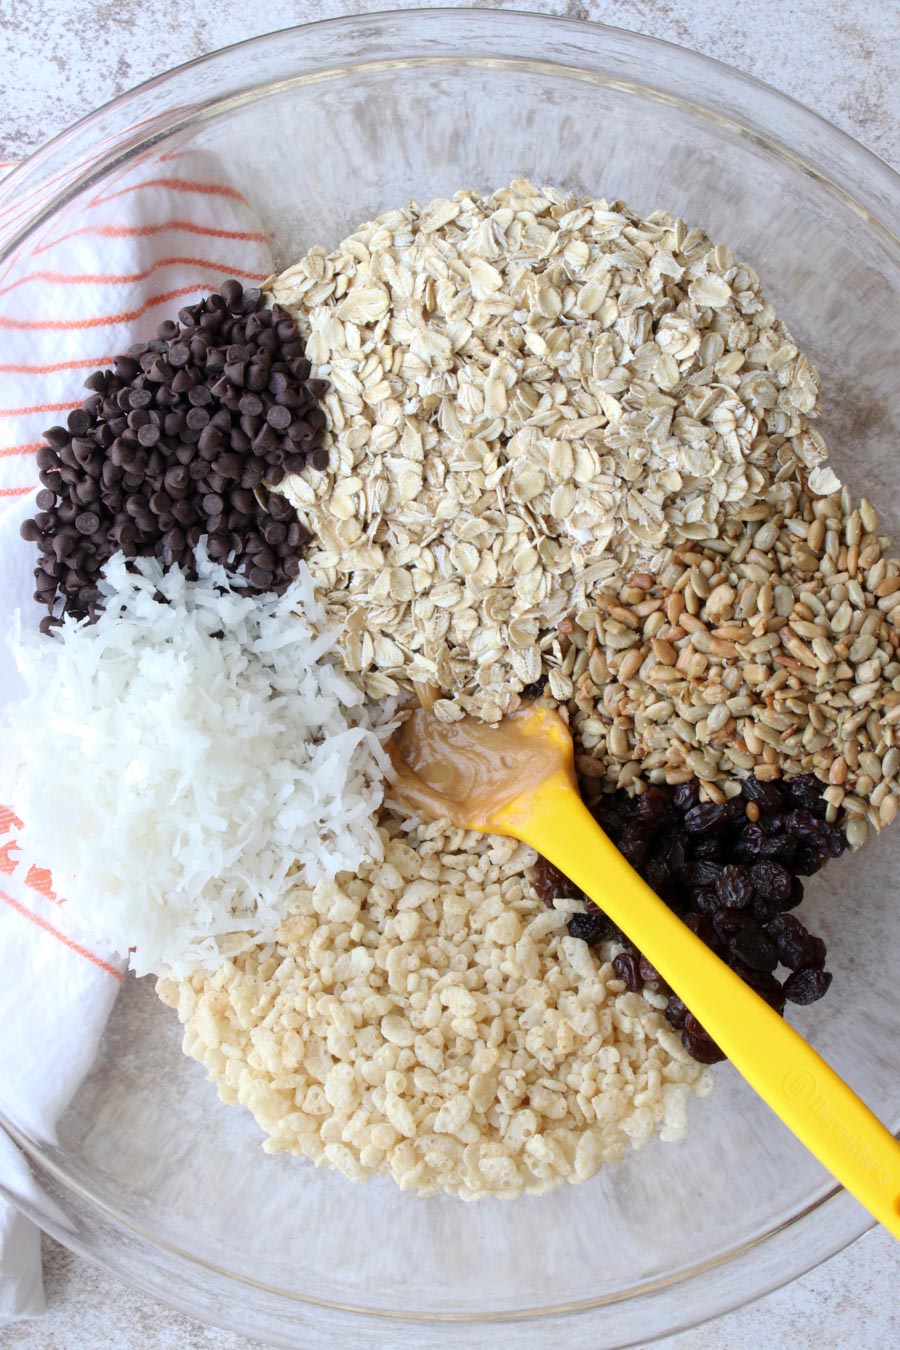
left=1, top=1, right=898, bottom=1345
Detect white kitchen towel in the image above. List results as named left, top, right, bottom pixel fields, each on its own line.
left=0, top=149, right=274, bottom=1322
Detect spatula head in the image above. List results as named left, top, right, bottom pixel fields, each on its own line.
left=387, top=701, right=577, bottom=833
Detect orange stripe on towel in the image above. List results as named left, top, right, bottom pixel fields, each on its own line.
left=35, top=219, right=268, bottom=254
left=0, top=356, right=114, bottom=374
left=0, top=441, right=41, bottom=458
left=0, top=284, right=215, bottom=331
left=0, top=399, right=79, bottom=415
left=0, top=888, right=122, bottom=979
left=0, top=256, right=268, bottom=296
left=89, top=176, right=249, bottom=208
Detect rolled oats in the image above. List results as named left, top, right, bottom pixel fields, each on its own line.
left=269, top=181, right=831, bottom=721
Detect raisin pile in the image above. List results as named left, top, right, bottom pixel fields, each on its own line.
left=532, top=774, right=844, bottom=1065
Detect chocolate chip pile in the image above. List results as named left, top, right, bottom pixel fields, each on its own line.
left=533, top=774, right=843, bottom=1064
left=20, top=280, right=328, bottom=630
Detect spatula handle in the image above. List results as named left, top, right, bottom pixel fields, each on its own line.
left=518, top=777, right=900, bottom=1241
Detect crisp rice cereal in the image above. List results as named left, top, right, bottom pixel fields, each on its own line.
left=158, top=817, right=713, bottom=1200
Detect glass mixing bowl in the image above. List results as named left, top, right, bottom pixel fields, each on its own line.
left=0, top=10, right=897, bottom=1347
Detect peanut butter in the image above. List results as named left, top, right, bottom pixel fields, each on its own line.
left=387, top=703, right=575, bottom=831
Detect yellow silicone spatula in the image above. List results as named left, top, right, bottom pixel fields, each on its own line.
left=389, top=701, right=900, bottom=1240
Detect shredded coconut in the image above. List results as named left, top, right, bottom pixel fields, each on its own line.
left=0, top=545, right=394, bottom=977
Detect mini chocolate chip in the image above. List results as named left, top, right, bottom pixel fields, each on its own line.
left=266, top=404, right=292, bottom=431
left=84, top=370, right=109, bottom=394
left=164, top=411, right=187, bottom=437
left=253, top=423, right=279, bottom=453
left=198, top=425, right=225, bottom=455
left=67, top=408, right=92, bottom=436
left=212, top=452, right=243, bottom=479
left=147, top=358, right=172, bottom=383
left=220, top=279, right=244, bottom=310
left=244, top=362, right=269, bottom=392
left=114, top=356, right=139, bottom=382
left=171, top=368, right=194, bottom=394
left=168, top=342, right=190, bottom=367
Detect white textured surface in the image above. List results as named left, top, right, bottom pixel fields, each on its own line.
left=0, top=0, right=898, bottom=1345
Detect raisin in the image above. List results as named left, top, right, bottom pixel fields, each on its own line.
left=591, top=793, right=628, bottom=834
left=736, top=823, right=767, bottom=861
left=691, top=834, right=726, bottom=861
left=681, top=861, right=722, bottom=887
left=613, top=951, right=643, bottom=991
left=793, top=845, right=825, bottom=877
left=783, top=968, right=833, bottom=1005
left=783, top=875, right=805, bottom=911
left=715, top=863, right=754, bottom=909
left=616, top=824, right=653, bottom=869
left=767, top=913, right=812, bottom=970
left=567, top=909, right=613, bottom=945
left=532, top=855, right=580, bottom=907
left=684, top=1013, right=713, bottom=1041
left=803, top=934, right=827, bottom=970
left=634, top=785, right=676, bottom=828
left=730, top=962, right=786, bottom=1015
left=749, top=893, right=784, bottom=925
left=784, top=773, right=828, bottom=817
left=749, top=861, right=792, bottom=904
left=682, top=1029, right=727, bottom=1064
left=519, top=674, right=548, bottom=700
left=683, top=911, right=721, bottom=952
left=785, top=810, right=845, bottom=859
left=660, top=835, right=686, bottom=875
left=683, top=801, right=732, bottom=834
left=741, top=775, right=786, bottom=814
left=638, top=955, right=662, bottom=984
left=693, top=887, right=721, bottom=915
left=713, top=910, right=757, bottom=946
left=729, top=927, right=778, bottom=973
left=673, top=778, right=701, bottom=813
left=644, top=854, right=674, bottom=897
left=665, top=995, right=687, bottom=1028
left=766, top=913, right=826, bottom=971
left=739, top=824, right=796, bottom=864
